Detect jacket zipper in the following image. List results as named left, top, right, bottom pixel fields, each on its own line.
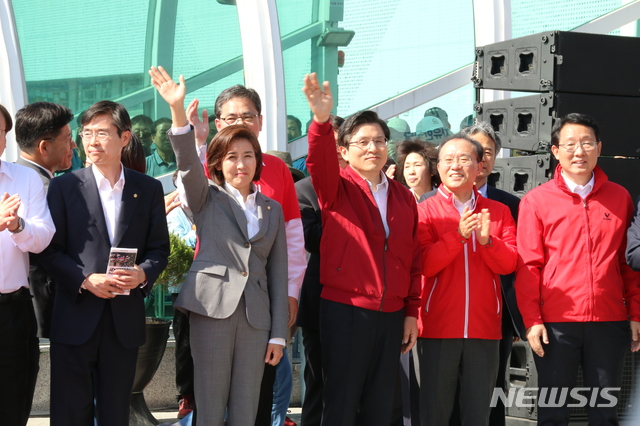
left=493, top=278, right=501, bottom=314
left=426, top=277, right=438, bottom=313
left=583, top=197, right=595, bottom=318
left=380, top=238, right=388, bottom=311
left=464, top=244, right=470, bottom=338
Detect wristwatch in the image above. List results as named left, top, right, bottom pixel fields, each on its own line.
left=9, top=217, right=25, bottom=234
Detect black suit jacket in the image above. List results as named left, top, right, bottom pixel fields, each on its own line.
left=41, top=166, right=170, bottom=348
left=486, top=186, right=526, bottom=339
left=295, top=176, right=323, bottom=330
left=16, top=156, right=55, bottom=338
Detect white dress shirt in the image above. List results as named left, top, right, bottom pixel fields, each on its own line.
left=0, top=161, right=55, bottom=293
left=366, top=172, right=390, bottom=237
left=91, top=164, right=125, bottom=245
left=561, top=171, right=594, bottom=199
left=19, top=157, right=54, bottom=179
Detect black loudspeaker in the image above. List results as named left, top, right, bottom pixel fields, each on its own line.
left=474, top=31, right=640, bottom=97
left=490, top=154, right=553, bottom=198
left=505, top=340, right=640, bottom=424
left=597, top=157, right=640, bottom=203
left=476, top=92, right=640, bottom=157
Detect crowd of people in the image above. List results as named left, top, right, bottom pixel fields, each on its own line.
left=1, top=67, right=640, bottom=426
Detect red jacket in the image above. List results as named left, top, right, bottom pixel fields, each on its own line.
left=515, top=165, right=640, bottom=329
left=417, top=187, right=518, bottom=339
left=306, top=120, right=422, bottom=317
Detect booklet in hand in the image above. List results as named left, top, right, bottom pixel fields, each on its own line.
left=107, top=247, right=138, bottom=296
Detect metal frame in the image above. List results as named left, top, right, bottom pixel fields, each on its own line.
left=0, top=0, right=27, bottom=162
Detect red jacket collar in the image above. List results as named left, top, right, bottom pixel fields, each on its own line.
left=553, top=163, right=608, bottom=196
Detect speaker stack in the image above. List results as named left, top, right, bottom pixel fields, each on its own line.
left=474, top=30, right=640, bottom=201
left=474, top=31, right=640, bottom=424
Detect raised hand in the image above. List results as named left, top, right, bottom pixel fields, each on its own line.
left=149, top=66, right=188, bottom=128
left=186, top=98, right=210, bottom=147
left=302, top=73, right=333, bottom=124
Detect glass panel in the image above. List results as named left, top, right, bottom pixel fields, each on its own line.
left=13, top=0, right=149, bottom=113
left=336, top=0, right=475, bottom=118
left=511, top=0, right=621, bottom=37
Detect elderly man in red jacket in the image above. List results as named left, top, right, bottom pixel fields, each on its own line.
left=302, top=73, right=421, bottom=426
left=516, top=113, right=640, bottom=425
left=417, top=134, right=517, bottom=426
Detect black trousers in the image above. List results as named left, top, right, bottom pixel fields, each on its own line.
left=50, top=302, right=138, bottom=426
left=319, top=299, right=404, bottom=426
left=418, top=338, right=499, bottom=426
left=301, top=327, right=323, bottom=426
left=0, top=287, right=39, bottom=426
left=534, top=321, right=629, bottom=426
left=172, top=293, right=194, bottom=398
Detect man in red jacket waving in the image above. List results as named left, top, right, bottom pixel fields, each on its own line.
left=302, top=73, right=421, bottom=426
left=516, top=113, right=640, bottom=425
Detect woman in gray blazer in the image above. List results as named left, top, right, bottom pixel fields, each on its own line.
left=150, top=66, right=289, bottom=426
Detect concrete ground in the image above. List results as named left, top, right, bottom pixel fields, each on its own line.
left=27, top=407, right=303, bottom=425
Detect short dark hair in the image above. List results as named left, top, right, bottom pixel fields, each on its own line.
left=330, top=115, right=344, bottom=133
left=395, top=139, right=439, bottom=186
left=153, top=117, right=172, bottom=133
left=81, top=101, right=131, bottom=136
left=206, top=125, right=263, bottom=184
left=214, top=85, right=262, bottom=118
left=15, top=102, right=73, bottom=152
left=121, top=132, right=146, bottom=174
left=551, top=113, right=600, bottom=147
left=460, top=121, right=502, bottom=154
left=437, top=134, right=484, bottom=163
left=0, top=104, right=13, bottom=132
left=131, top=114, right=153, bottom=128
left=287, top=115, right=302, bottom=131
left=337, top=110, right=390, bottom=148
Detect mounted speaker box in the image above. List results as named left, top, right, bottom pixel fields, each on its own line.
left=475, top=92, right=640, bottom=157
left=490, top=154, right=553, bottom=198
left=473, top=31, right=640, bottom=97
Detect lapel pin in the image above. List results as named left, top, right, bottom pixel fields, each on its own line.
left=134, top=193, right=138, bottom=198
left=267, top=205, right=271, bottom=210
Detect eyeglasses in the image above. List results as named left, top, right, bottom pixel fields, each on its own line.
left=80, top=130, right=112, bottom=142
left=134, top=131, right=151, bottom=139
left=439, top=156, right=474, bottom=167
left=348, top=137, right=388, bottom=150
left=557, top=141, right=598, bottom=153
left=44, top=135, right=74, bottom=146
left=220, top=113, right=259, bottom=125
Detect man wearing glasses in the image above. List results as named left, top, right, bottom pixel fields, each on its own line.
left=302, top=73, right=421, bottom=426
left=14, top=102, right=75, bottom=340
left=40, top=100, right=169, bottom=426
left=516, top=113, right=640, bottom=425
left=417, top=135, right=517, bottom=425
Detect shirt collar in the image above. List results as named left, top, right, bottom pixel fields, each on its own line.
left=91, top=163, right=125, bottom=191
left=477, top=182, right=488, bottom=198
left=19, top=157, right=54, bottom=179
left=561, top=171, right=594, bottom=195
left=227, top=184, right=256, bottom=207
left=365, top=171, right=389, bottom=194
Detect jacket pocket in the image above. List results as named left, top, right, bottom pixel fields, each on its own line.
left=191, top=259, right=228, bottom=277
left=426, top=278, right=438, bottom=313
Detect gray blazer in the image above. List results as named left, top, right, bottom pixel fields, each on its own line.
left=170, top=131, right=288, bottom=341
